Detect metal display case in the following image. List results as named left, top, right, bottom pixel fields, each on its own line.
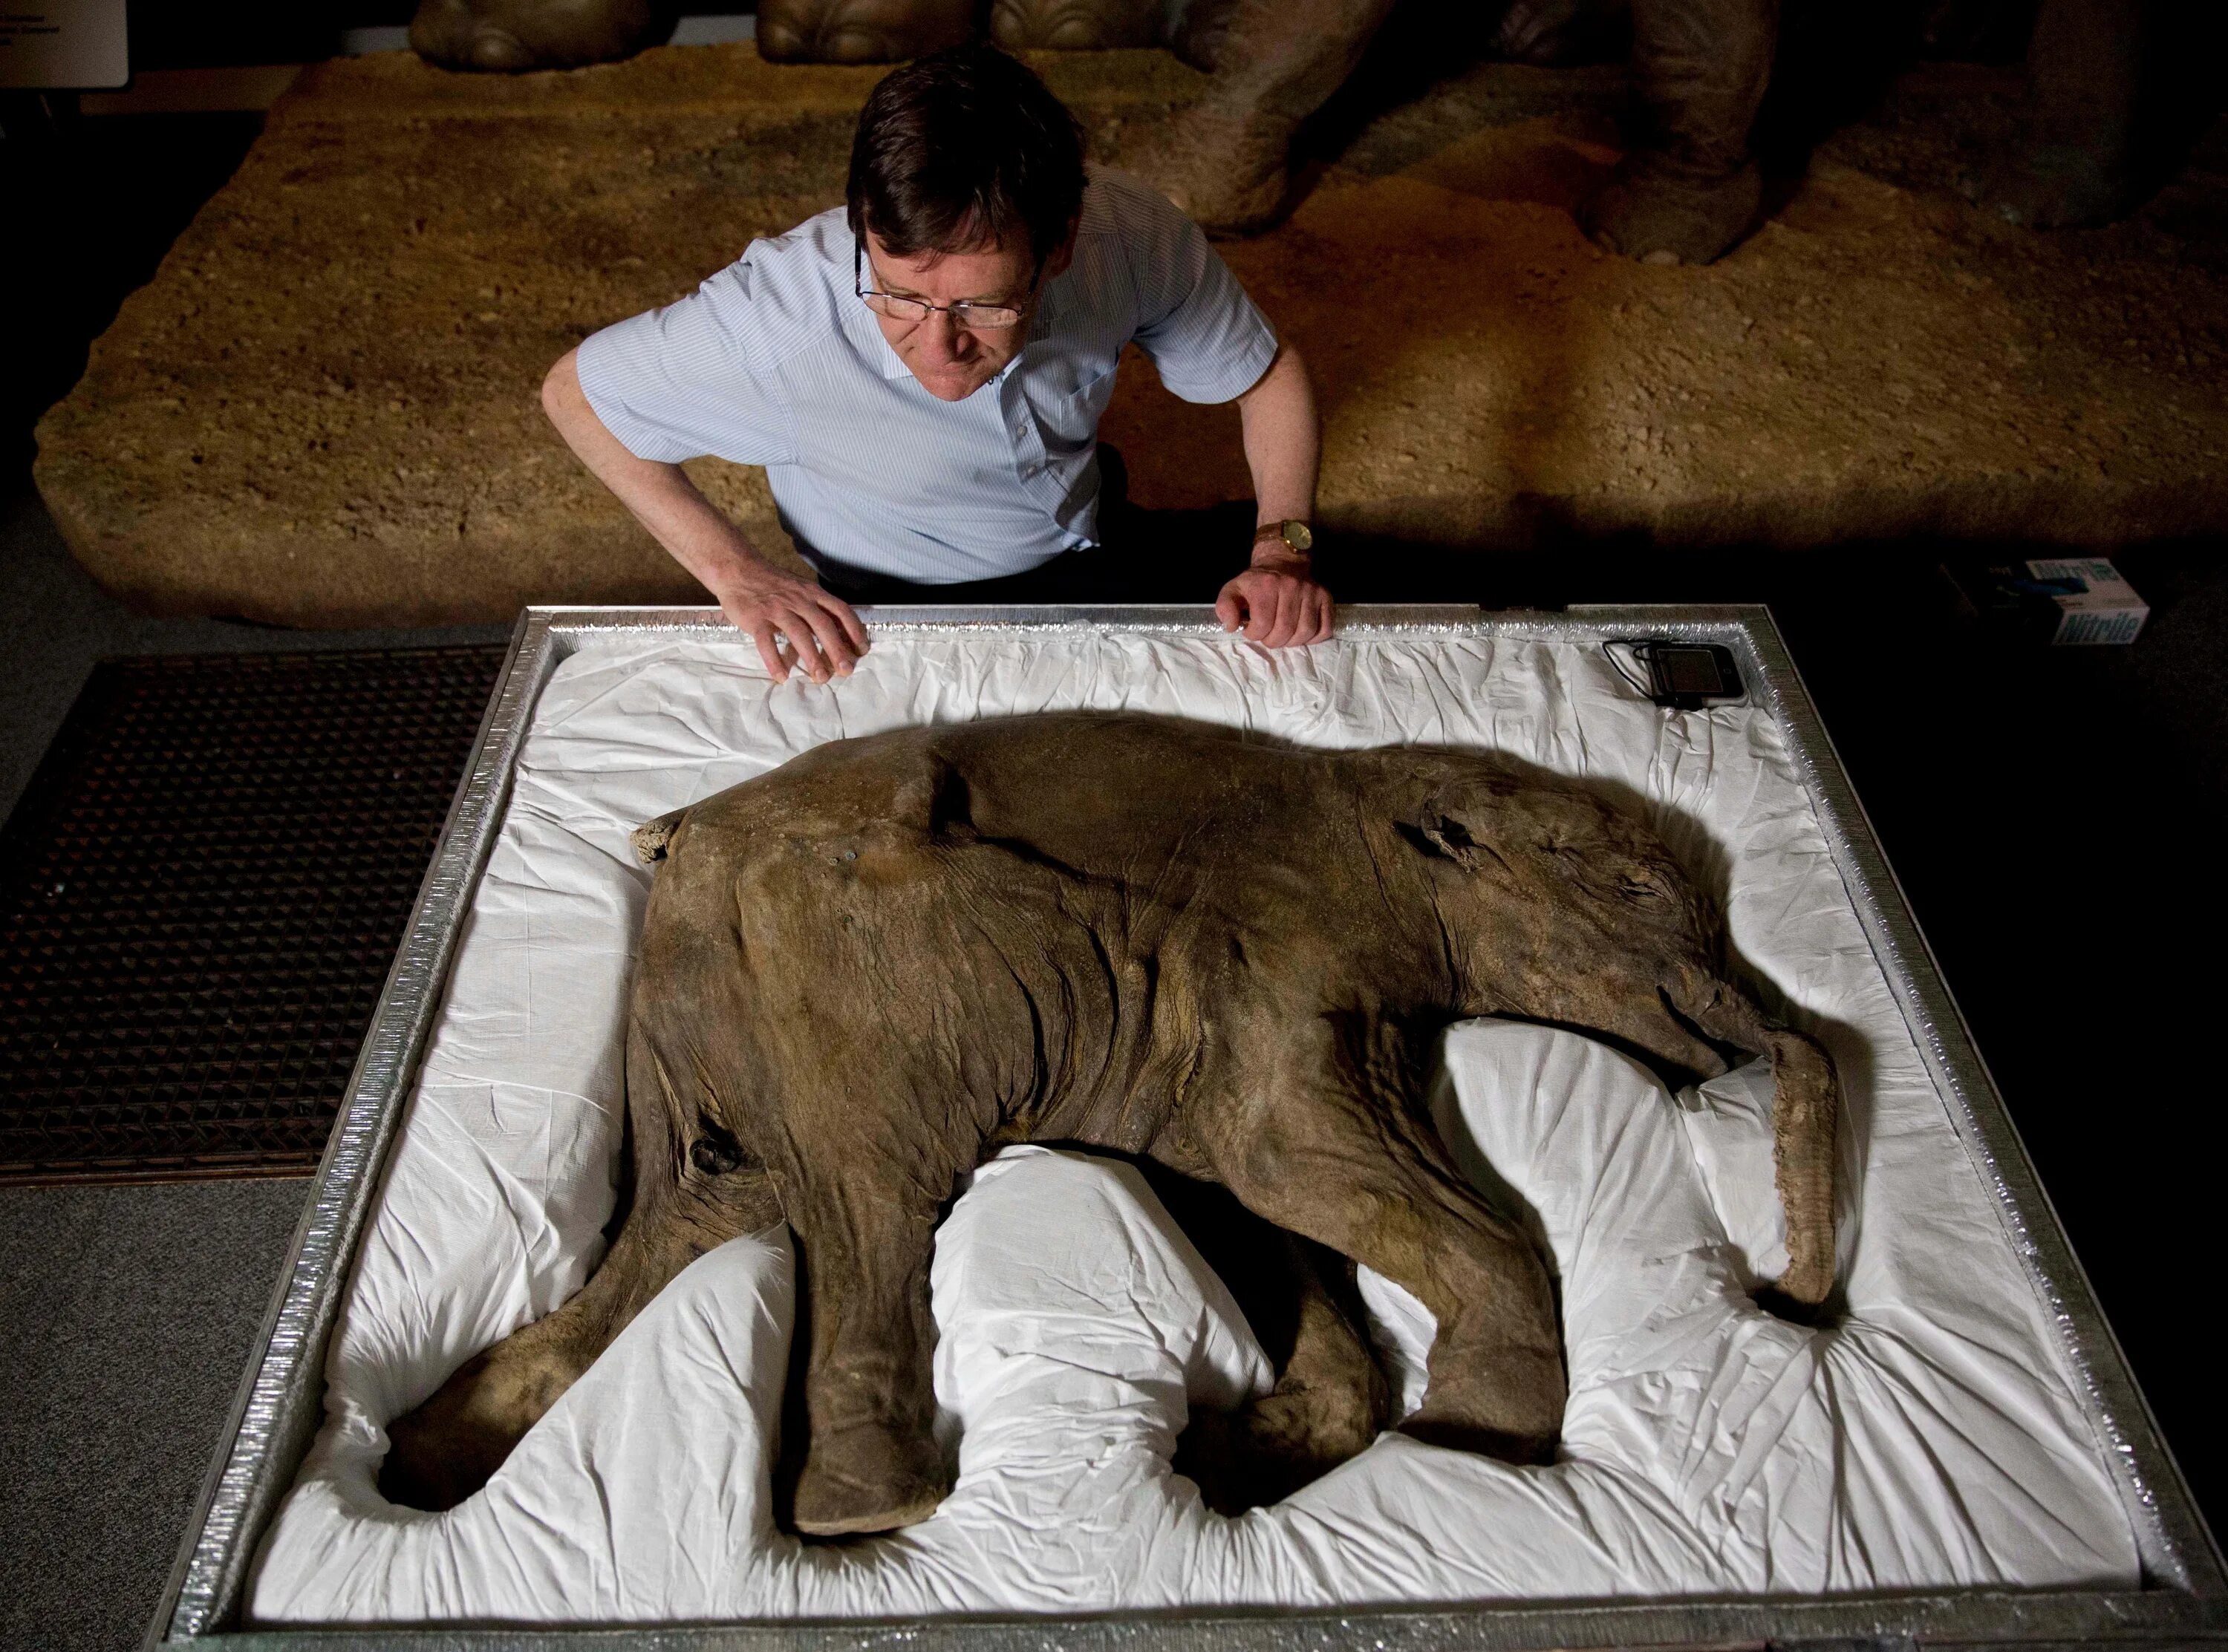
left=149, top=604, right=2226, bottom=1651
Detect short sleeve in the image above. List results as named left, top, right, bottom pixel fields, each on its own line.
left=574, top=260, right=797, bottom=466
left=1124, top=186, right=1280, bottom=405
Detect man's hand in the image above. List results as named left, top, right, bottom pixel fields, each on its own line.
left=710, top=560, right=870, bottom=685
left=541, top=349, right=868, bottom=688
left=1216, top=550, right=1334, bottom=648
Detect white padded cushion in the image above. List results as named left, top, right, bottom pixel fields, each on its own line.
left=246, top=630, right=2140, bottom=1621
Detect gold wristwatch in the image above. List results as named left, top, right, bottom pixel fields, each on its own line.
left=1253, top=519, right=1315, bottom=556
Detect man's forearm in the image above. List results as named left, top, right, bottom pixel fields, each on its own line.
left=541, top=350, right=772, bottom=600
left=1237, top=342, right=1321, bottom=552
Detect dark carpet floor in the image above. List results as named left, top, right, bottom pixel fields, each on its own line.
left=0, top=489, right=508, bottom=1652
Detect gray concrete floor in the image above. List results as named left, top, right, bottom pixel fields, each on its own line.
left=0, top=1179, right=308, bottom=1652
left=0, top=482, right=506, bottom=1652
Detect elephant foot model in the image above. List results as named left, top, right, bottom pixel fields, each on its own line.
left=758, top=0, right=976, bottom=64
left=381, top=713, right=1839, bottom=1536
left=1965, top=0, right=2144, bottom=229
left=408, top=0, right=674, bottom=71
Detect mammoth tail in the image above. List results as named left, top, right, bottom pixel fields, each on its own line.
left=1665, top=974, right=1840, bottom=1310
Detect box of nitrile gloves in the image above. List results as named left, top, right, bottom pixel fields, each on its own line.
left=1944, top=556, right=2150, bottom=645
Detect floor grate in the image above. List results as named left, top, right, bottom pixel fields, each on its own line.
left=0, top=645, right=509, bottom=1184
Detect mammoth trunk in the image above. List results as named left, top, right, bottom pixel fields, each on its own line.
left=1661, top=972, right=1840, bottom=1310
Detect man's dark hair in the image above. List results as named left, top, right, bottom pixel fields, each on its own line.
left=846, top=43, right=1087, bottom=268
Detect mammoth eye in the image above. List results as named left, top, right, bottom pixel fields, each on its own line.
left=1618, top=873, right=1668, bottom=905
left=690, top=1122, right=745, bottom=1176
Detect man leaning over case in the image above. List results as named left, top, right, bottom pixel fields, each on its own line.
left=542, top=42, right=1329, bottom=684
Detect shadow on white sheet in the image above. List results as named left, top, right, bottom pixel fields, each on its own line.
left=246, top=631, right=2140, bottom=1622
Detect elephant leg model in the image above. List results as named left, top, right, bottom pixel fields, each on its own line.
left=1116, top=0, right=1772, bottom=256
left=1125, top=0, right=1401, bottom=236
left=1975, top=0, right=2144, bottom=229
left=757, top=0, right=977, bottom=64
left=385, top=712, right=1839, bottom=1535
left=1580, top=0, right=1777, bottom=263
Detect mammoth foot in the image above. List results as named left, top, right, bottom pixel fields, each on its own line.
left=1175, top=1279, right=1387, bottom=1512
left=791, top=1416, right=952, bottom=1536
left=1179, top=1373, right=1385, bottom=1514
left=1398, top=1338, right=1562, bottom=1466
left=1401, top=1407, right=1558, bottom=1466
left=1581, top=154, right=1762, bottom=266
left=1124, top=103, right=1295, bottom=238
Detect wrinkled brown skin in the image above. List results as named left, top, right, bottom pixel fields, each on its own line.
left=1144, top=1165, right=1393, bottom=1512
left=1116, top=0, right=1401, bottom=236
left=383, top=712, right=1837, bottom=1535
left=1972, top=0, right=2144, bottom=230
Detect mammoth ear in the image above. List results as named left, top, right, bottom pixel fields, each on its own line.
left=1397, top=809, right=1497, bottom=873
left=1397, top=775, right=1522, bottom=872
left=631, top=807, right=689, bottom=866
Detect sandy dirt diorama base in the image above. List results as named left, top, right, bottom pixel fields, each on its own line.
left=35, top=45, right=2228, bottom=626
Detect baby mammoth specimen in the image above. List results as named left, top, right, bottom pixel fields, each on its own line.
left=382, top=712, right=1838, bottom=1536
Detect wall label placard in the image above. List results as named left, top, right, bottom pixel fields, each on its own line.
left=1, top=0, right=128, bottom=90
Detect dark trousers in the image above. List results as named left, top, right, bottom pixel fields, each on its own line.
left=808, top=446, right=1257, bottom=608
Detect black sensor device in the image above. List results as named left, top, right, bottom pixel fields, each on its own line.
left=1606, top=640, right=1745, bottom=711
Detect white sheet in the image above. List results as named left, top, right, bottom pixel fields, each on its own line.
left=247, top=627, right=2140, bottom=1621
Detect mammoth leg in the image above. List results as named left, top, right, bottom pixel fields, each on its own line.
left=1582, top=0, right=1776, bottom=262
left=1197, top=1019, right=1565, bottom=1465
left=381, top=1021, right=780, bottom=1511
left=1147, top=1169, right=1389, bottom=1512
left=1494, top=0, right=1630, bottom=66
left=786, top=1161, right=954, bottom=1537
left=1661, top=970, right=1840, bottom=1308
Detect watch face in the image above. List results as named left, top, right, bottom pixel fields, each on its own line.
left=1282, top=520, right=1315, bottom=552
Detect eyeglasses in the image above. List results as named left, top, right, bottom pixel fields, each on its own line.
left=854, top=241, right=1042, bottom=333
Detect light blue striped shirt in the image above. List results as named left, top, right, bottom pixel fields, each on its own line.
left=576, top=168, right=1279, bottom=584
